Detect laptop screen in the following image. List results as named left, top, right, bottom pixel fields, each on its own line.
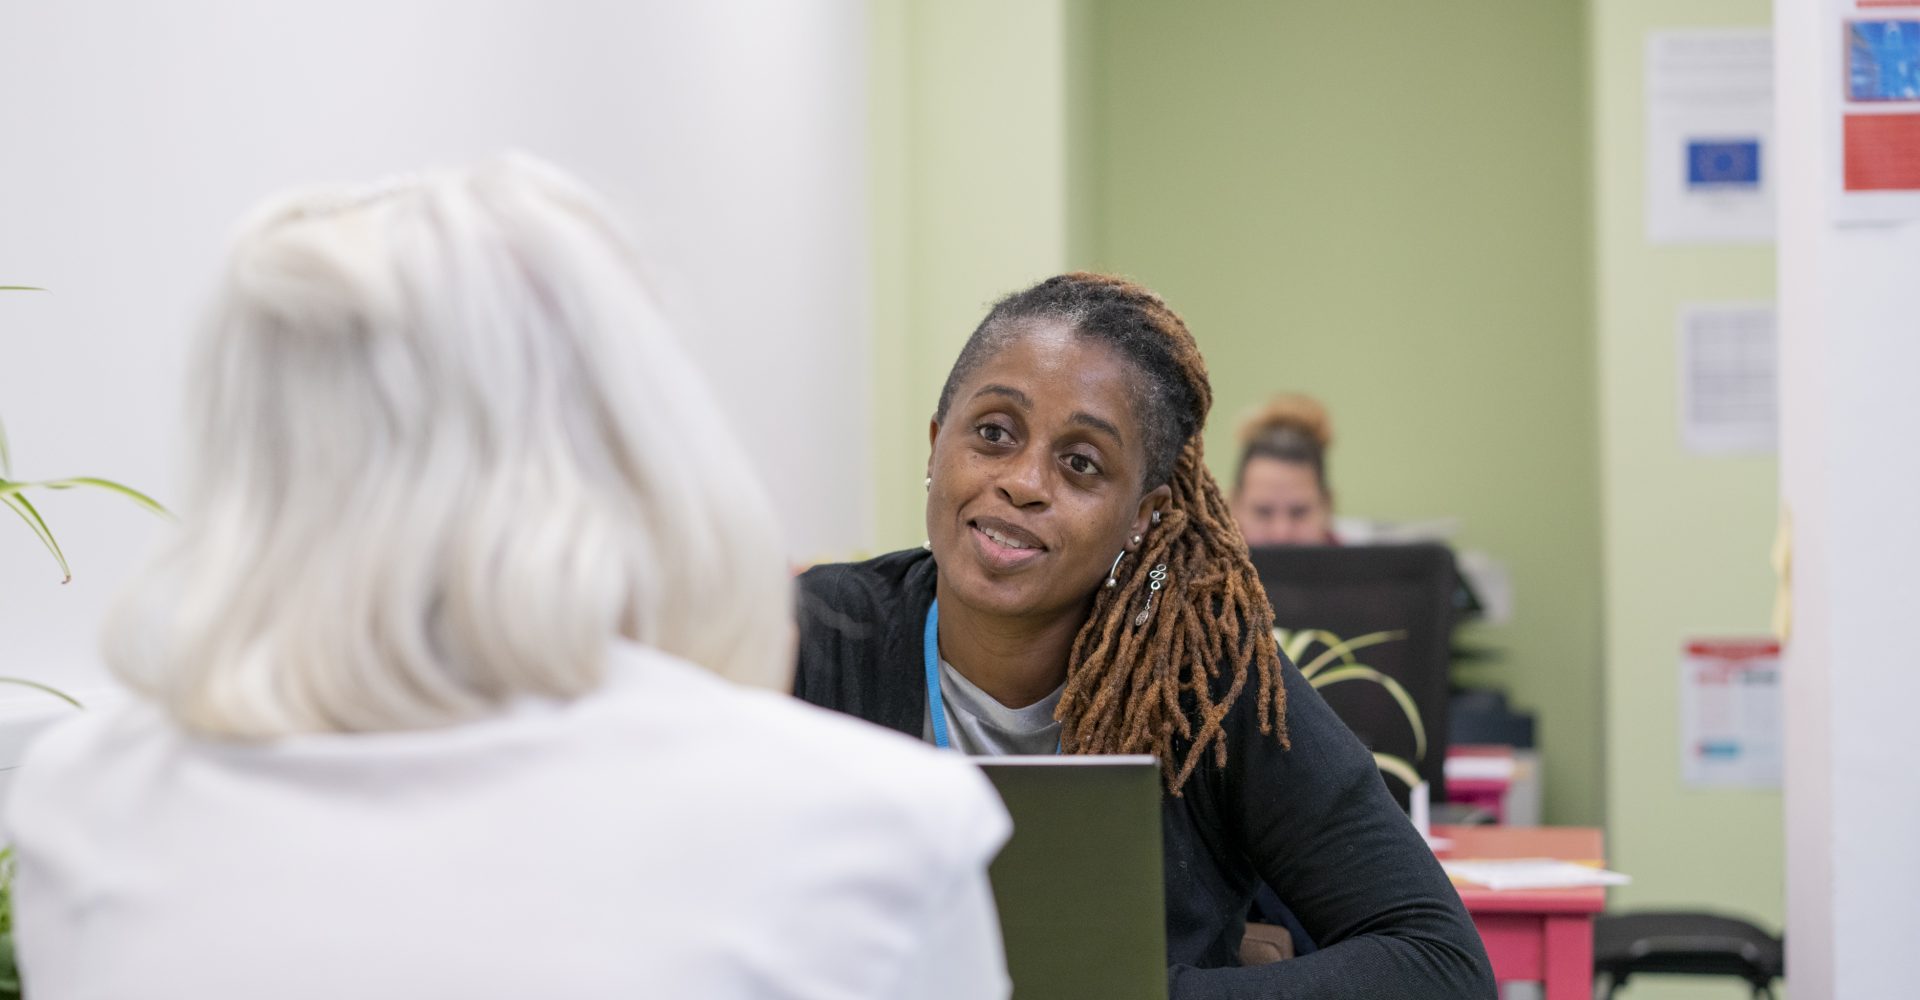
left=975, top=756, right=1168, bottom=1000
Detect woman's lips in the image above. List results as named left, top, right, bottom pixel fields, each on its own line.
left=969, top=519, right=1047, bottom=571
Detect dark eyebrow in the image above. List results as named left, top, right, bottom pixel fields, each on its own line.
left=1070, top=411, right=1124, bottom=447
left=972, top=384, right=1033, bottom=408
left=972, top=383, right=1124, bottom=447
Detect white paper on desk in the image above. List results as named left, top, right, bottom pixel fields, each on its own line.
left=1645, top=29, right=1775, bottom=243
left=1679, top=303, right=1777, bottom=455
left=1442, top=859, right=1631, bottom=892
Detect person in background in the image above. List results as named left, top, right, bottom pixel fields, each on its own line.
left=1230, top=393, right=1337, bottom=546
left=794, top=274, right=1494, bottom=999
left=5, top=156, right=1010, bottom=1000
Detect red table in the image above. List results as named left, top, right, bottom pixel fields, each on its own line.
left=1433, top=825, right=1607, bottom=1000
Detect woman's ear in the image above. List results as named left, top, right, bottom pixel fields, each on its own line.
left=1133, top=483, right=1174, bottom=546
left=926, top=417, right=941, bottom=479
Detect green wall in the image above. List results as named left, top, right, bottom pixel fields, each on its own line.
left=869, top=0, right=1075, bottom=551
left=1073, top=1, right=1605, bottom=826
left=1591, top=0, right=1783, bottom=983
left=870, top=1, right=1787, bottom=989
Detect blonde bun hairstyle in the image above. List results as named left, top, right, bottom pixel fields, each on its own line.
left=1234, top=393, right=1332, bottom=496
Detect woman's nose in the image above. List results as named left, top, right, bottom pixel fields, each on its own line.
left=997, top=451, right=1050, bottom=508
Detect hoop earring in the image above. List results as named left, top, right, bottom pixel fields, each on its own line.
left=1105, top=549, right=1127, bottom=588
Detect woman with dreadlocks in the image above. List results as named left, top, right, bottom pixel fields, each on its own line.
left=794, top=273, right=1493, bottom=998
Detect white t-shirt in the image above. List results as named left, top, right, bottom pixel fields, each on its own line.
left=5, top=643, right=1012, bottom=1000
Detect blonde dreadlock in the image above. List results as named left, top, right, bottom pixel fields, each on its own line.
left=936, top=273, right=1288, bottom=792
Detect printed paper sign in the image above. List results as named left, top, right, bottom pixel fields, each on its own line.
left=1681, top=639, right=1782, bottom=789
left=1834, top=9, right=1920, bottom=219
left=1680, top=304, right=1777, bottom=455
left=1645, top=30, right=1775, bottom=243
left=1848, top=20, right=1920, bottom=101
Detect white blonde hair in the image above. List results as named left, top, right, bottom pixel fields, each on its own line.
left=105, top=155, right=794, bottom=738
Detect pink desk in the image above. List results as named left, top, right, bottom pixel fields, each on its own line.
left=1433, top=825, right=1606, bottom=1000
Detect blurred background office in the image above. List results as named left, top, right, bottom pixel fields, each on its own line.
left=4, top=2, right=1914, bottom=998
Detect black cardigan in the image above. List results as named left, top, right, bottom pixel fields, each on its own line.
left=794, top=549, right=1495, bottom=1000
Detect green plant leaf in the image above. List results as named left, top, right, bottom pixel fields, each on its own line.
left=0, top=677, right=83, bottom=710
left=1372, top=752, right=1423, bottom=791
left=1309, top=663, right=1428, bottom=761
left=1276, top=628, right=1352, bottom=676
left=0, top=476, right=169, bottom=517
left=0, top=286, right=42, bottom=292
left=1299, top=629, right=1407, bottom=678
left=1, top=492, right=71, bottom=583
left=0, top=415, right=10, bottom=479
left=1271, top=628, right=1319, bottom=665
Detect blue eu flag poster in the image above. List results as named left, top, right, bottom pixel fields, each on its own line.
left=1687, top=140, right=1762, bottom=189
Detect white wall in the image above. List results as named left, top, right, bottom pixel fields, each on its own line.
left=0, top=1, right=873, bottom=696
left=1777, top=0, right=1920, bottom=995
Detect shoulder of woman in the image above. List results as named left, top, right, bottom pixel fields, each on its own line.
left=794, top=549, right=935, bottom=666
left=725, top=682, right=1009, bottom=853
left=796, top=548, right=934, bottom=612
left=5, top=699, right=168, bottom=843
left=1203, top=645, right=1390, bottom=808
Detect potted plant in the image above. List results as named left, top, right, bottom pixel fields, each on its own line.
left=1274, top=627, right=1426, bottom=791
left=0, top=285, right=168, bottom=998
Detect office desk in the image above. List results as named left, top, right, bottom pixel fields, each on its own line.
left=1433, top=825, right=1606, bottom=1000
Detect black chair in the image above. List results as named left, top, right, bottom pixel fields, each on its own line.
left=1249, top=543, right=1459, bottom=805
left=1593, top=911, right=1784, bottom=999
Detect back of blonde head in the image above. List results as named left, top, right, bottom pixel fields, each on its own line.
left=106, top=155, right=793, bottom=738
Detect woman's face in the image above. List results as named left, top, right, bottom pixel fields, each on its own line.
left=1232, top=456, right=1333, bottom=546
left=926, top=321, right=1170, bottom=623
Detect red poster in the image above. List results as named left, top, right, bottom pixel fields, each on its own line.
left=1843, top=113, right=1920, bottom=190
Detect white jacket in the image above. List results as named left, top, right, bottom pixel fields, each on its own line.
left=7, top=643, right=1011, bottom=1000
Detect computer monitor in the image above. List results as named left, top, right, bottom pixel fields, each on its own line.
left=975, top=756, right=1167, bottom=1000
left=1248, top=543, right=1459, bottom=803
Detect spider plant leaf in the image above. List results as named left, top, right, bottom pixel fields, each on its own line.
left=0, top=677, right=82, bottom=709
left=0, top=477, right=169, bottom=517
left=1299, top=629, right=1407, bottom=678
left=2, top=491, right=71, bottom=583
left=1272, top=628, right=1318, bottom=665
left=1289, top=629, right=1352, bottom=677
left=1372, top=752, right=1423, bottom=791
left=1309, top=663, right=1428, bottom=761
left=0, top=287, right=43, bottom=292
left=0, top=414, right=10, bottom=478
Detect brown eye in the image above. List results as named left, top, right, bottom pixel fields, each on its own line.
left=976, top=424, right=1011, bottom=445
left=1065, top=454, right=1100, bottom=476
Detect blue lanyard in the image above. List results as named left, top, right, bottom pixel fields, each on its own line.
left=923, top=598, right=1060, bottom=754
left=923, top=598, right=954, bottom=750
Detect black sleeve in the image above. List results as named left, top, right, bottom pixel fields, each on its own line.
left=790, top=562, right=881, bottom=707
left=1168, top=658, right=1497, bottom=999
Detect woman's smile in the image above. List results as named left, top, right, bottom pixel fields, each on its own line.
left=967, top=516, right=1049, bottom=572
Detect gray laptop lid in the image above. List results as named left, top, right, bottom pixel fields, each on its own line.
left=975, top=756, right=1168, bottom=1000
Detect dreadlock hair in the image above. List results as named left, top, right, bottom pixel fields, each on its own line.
left=1235, top=394, right=1333, bottom=498
left=934, top=272, right=1288, bottom=792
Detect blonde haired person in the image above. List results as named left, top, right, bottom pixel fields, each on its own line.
left=6, top=157, right=1011, bottom=1000
left=1230, top=394, right=1337, bottom=546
